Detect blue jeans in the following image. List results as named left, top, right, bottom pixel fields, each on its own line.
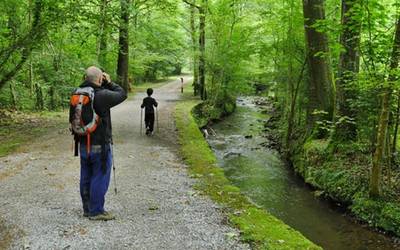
left=80, top=144, right=112, bottom=216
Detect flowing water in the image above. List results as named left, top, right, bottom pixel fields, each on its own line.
left=207, top=97, right=399, bottom=250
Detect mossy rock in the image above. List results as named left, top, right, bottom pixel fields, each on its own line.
left=191, top=94, right=237, bottom=127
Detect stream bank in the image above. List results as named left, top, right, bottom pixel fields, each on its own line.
left=204, top=96, right=399, bottom=250
left=261, top=95, right=400, bottom=242
left=175, top=98, right=321, bottom=249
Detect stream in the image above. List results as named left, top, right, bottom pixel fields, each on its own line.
left=206, top=97, right=399, bottom=250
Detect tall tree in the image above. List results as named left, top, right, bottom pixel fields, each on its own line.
left=97, top=0, right=109, bottom=68
left=302, top=0, right=334, bottom=137
left=333, top=0, right=363, bottom=142
left=370, top=16, right=400, bottom=198
left=183, top=0, right=206, bottom=99
left=189, top=2, right=199, bottom=96
left=198, top=0, right=207, bottom=100
left=116, top=0, right=130, bottom=92
left=286, top=0, right=297, bottom=153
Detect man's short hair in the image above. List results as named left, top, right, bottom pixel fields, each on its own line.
left=147, top=88, right=153, bottom=96
left=85, top=66, right=102, bottom=83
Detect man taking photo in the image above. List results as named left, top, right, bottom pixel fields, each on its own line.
left=70, top=66, right=127, bottom=221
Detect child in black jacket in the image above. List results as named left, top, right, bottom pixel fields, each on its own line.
left=141, top=88, right=158, bottom=135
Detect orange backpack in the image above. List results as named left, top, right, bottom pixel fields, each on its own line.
left=69, top=87, right=100, bottom=155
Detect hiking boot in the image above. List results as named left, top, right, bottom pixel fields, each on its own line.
left=89, top=211, right=115, bottom=221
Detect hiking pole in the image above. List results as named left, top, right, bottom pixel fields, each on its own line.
left=140, top=108, right=143, bottom=135
left=109, top=110, right=118, bottom=195
left=111, top=142, right=118, bottom=194
left=156, top=107, right=159, bottom=133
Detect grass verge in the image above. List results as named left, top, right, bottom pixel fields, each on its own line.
left=0, top=110, right=67, bottom=157
left=174, top=99, right=321, bottom=249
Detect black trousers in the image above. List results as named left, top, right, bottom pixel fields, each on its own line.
left=145, top=113, right=155, bottom=132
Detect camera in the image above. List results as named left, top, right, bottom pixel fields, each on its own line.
left=102, top=76, right=109, bottom=87
left=101, top=73, right=110, bottom=87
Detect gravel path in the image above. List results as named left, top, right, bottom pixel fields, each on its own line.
left=0, top=77, right=249, bottom=250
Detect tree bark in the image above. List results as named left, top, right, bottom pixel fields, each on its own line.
left=333, top=0, right=362, bottom=142
left=49, top=86, right=55, bottom=110
left=190, top=2, right=199, bottom=96
left=116, top=0, right=130, bottom=92
left=391, top=92, right=400, bottom=159
left=287, top=60, right=307, bottom=156
left=370, top=16, right=400, bottom=198
left=28, top=0, right=34, bottom=95
left=35, top=82, right=44, bottom=110
left=9, top=81, right=17, bottom=110
left=302, top=0, right=334, bottom=138
left=198, top=0, right=207, bottom=100
left=97, top=0, right=109, bottom=68
left=286, top=0, right=297, bottom=155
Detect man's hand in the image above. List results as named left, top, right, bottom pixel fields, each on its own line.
left=103, top=73, right=111, bottom=83
left=102, top=73, right=112, bottom=88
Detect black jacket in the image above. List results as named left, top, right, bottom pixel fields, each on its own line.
left=141, top=96, right=158, bottom=114
left=75, top=80, right=127, bottom=145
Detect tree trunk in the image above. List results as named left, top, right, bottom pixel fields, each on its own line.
left=333, top=0, right=362, bottom=142
left=385, top=127, right=392, bottom=189
left=49, top=85, right=56, bottom=110
left=97, top=0, right=109, bottom=68
left=286, top=60, right=307, bottom=156
left=370, top=16, right=400, bottom=198
left=198, top=0, right=207, bottom=100
left=391, top=92, right=400, bottom=159
left=116, top=0, right=130, bottom=92
left=28, top=0, right=34, bottom=95
left=9, top=81, right=17, bottom=110
left=302, top=0, right=334, bottom=138
left=190, top=3, right=199, bottom=96
left=35, top=82, right=44, bottom=110
left=286, top=0, right=296, bottom=155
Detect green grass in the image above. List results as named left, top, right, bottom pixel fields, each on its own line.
left=175, top=99, right=321, bottom=250
left=0, top=111, right=67, bottom=157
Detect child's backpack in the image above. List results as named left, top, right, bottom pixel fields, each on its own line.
left=69, top=87, right=100, bottom=156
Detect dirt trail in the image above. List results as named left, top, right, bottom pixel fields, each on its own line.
left=0, top=77, right=248, bottom=250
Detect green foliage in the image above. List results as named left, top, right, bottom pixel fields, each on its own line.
left=131, top=6, right=186, bottom=83
left=0, top=0, right=186, bottom=110
left=260, top=0, right=400, bottom=236
left=352, top=195, right=400, bottom=235
left=192, top=92, right=237, bottom=127
left=301, top=140, right=369, bottom=202
left=193, top=0, right=281, bottom=108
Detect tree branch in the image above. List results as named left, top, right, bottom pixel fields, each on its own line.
left=182, top=0, right=200, bottom=9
